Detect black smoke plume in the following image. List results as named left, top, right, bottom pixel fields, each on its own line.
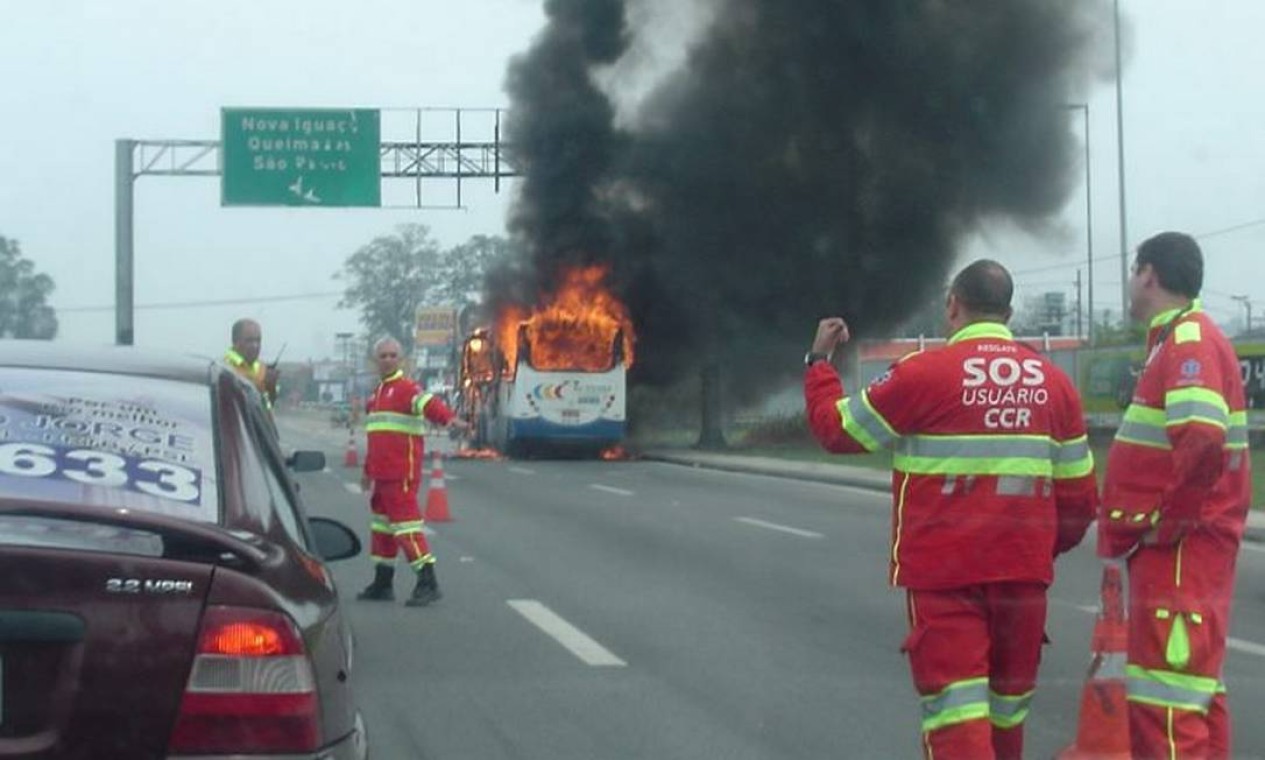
left=499, top=0, right=1105, bottom=406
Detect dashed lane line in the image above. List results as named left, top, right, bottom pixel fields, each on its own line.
left=734, top=516, right=824, bottom=539
left=590, top=484, right=634, bottom=497
left=509, top=466, right=536, bottom=475
left=507, top=599, right=626, bottom=667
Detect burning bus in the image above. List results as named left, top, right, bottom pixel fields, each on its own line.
left=458, top=266, right=633, bottom=457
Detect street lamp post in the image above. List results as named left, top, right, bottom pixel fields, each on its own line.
left=1065, top=103, right=1094, bottom=344
left=1114, top=0, right=1130, bottom=321
left=335, top=332, right=354, bottom=401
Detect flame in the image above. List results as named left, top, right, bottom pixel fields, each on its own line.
left=456, top=447, right=503, bottom=460
left=496, top=265, right=635, bottom=374
left=600, top=445, right=630, bottom=461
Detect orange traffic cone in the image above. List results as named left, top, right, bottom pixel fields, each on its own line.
left=1057, top=560, right=1131, bottom=760
left=342, top=428, right=359, bottom=468
left=423, top=450, right=452, bottom=522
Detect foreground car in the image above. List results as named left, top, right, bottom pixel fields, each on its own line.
left=0, top=342, right=367, bottom=759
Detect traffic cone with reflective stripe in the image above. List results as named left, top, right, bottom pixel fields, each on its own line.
left=1057, top=560, right=1131, bottom=759
left=342, top=427, right=359, bottom=468
left=423, top=450, right=452, bottom=522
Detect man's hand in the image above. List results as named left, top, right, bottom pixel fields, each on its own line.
left=447, top=417, right=471, bottom=434
left=812, top=317, right=851, bottom=356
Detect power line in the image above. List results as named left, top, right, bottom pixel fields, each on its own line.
left=58, top=290, right=344, bottom=314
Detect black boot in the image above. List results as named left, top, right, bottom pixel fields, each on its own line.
left=406, top=563, right=442, bottom=607
left=356, top=565, right=395, bottom=601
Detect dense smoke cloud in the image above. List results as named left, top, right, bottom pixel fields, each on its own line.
left=499, top=0, right=1105, bottom=400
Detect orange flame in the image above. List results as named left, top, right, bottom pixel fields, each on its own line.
left=496, top=265, right=635, bottom=374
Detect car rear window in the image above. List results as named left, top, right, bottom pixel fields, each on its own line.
left=0, top=368, right=220, bottom=522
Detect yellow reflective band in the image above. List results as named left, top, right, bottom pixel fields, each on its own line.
left=1126, top=665, right=1218, bottom=713
left=1116, top=404, right=1171, bottom=449
left=1053, top=436, right=1094, bottom=479
left=899, top=434, right=1055, bottom=458
left=413, top=392, right=436, bottom=416
left=920, top=678, right=991, bottom=733
left=989, top=690, right=1034, bottom=728
left=1174, top=321, right=1202, bottom=344
left=838, top=391, right=897, bottom=452
left=366, top=411, right=426, bottom=436
left=1110, top=509, right=1124, bottom=519
left=1165, top=387, right=1229, bottom=430
left=895, top=454, right=1052, bottom=478
left=1229, top=412, right=1249, bottom=449
left=1155, top=609, right=1170, bottom=619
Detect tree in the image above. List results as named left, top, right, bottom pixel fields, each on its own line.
left=0, top=236, right=58, bottom=340
left=433, top=234, right=518, bottom=308
left=335, top=226, right=515, bottom=350
left=335, top=224, right=442, bottom=349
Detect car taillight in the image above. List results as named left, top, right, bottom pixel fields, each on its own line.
left=168, top=605, right=321, bottom=754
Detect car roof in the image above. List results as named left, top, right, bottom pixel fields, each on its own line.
left=0, top=340, right=218, bottom=385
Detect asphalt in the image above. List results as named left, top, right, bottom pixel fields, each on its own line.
left=640, top=448, right=1265, bottom=543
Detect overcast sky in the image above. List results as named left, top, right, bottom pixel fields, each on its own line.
left=2, top=0, right=1264, bottom=361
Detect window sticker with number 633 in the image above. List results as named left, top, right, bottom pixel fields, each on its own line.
left=0, top=369, right=219, bottom=523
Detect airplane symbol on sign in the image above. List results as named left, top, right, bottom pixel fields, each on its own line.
left=288, top=176, right=321, bottom=203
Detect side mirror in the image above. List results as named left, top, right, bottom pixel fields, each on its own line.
left=286, top=450, right=326, bottom=472
left=309, top=517, right=361, bottom=562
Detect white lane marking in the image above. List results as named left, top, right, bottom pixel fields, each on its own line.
left=343, top=482, right=363, bottom=495
left=735, top=517, right=824, bottom=539
left=1240, top=542, right=1265, bottom=556
left=590, top=484, right=634, bottom=497
left=506, top=600, right=626, bottom=667
left=509, top=466, right=535, bottom=475
left=1069, top=602, right=1265, bottom=660
left=1229, top=638, right=1265, bottom=657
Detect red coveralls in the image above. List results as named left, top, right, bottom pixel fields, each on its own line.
left=1099, top=302, right=1250, bottom=759
left=363, top=370, right=455, bottom=571
left=805, top=322, right=1097, bottom=760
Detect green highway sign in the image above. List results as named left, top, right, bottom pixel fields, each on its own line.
left=221, top=108, right=381, bottom=207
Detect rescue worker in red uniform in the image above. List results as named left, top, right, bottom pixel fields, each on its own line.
left=804, top=260, right=1097, bottom=760
left=224, top=318, right=279, bottom=407
left=1100, top=232, right=1250, bottom=759
left=356, top=336, right=468, bottom=606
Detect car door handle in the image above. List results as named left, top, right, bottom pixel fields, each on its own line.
left=0, top=610, right=86, bottom=643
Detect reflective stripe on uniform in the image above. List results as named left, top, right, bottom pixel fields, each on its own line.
left=1116, top=404, right=1170, bottom=449
left=995, top=475, right=1052, bottom=497
left=895, top=435, right=1055, bottom=477
left=412, top=392, right=436, bottom=416
left=392, top=520, right=425, bottom=536
left=989, top=689, right=1034, bottom=729
left=1125, top=664, right=1219, bottom=714
left=366, top=411, right=426, bottom=436
left=370, top=515, right=392, bottom=534
left=837, top=391, right=898, bottom=452
left=1052, top=435, right=1094, bottom=479
left=920, top=677, right=991, bottom=733
left=1165, top=386, right=1229, bottom=430
left=1228, top=411, right=1249, bottom=450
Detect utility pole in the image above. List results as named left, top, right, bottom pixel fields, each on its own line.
left=1075, top=270, right=1083, bottom=341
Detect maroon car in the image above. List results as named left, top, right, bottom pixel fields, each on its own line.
left=0, top=342, right=367, bottom=759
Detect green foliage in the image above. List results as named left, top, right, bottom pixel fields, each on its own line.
left=334, top=225, right=515, bottom=350
left=0, top=236, right=58, bottom=339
